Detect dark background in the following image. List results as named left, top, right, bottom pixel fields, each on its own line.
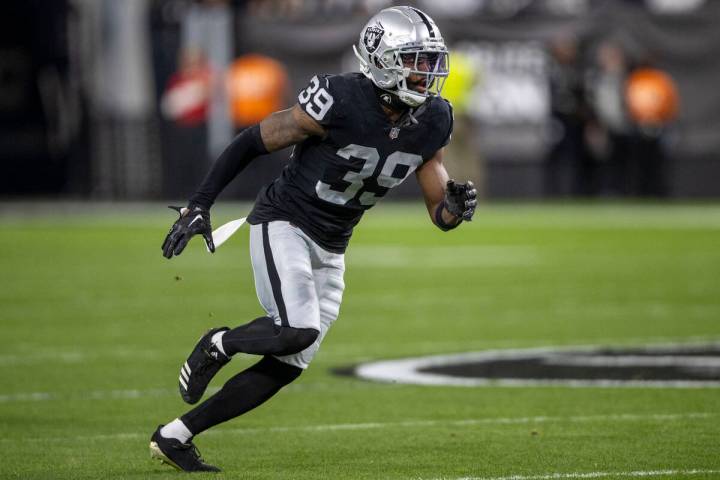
left=1, top=0, right=718, bottom=201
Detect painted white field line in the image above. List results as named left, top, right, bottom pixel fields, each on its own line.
left=0, top=388, right=177, bottom=403
left=4, top=412, right=715, bottom=443
left=0, top=381, right=401, bottom=404
left=0, top=348, right=164, bottom=366
left=426, top=468, right=720, bottom=480
left=0, top=380, right=405, bottom=404
left=218, top=412, right=715, bottom=435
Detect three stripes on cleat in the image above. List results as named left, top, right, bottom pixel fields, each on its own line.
left=179, top=362, right=191, bottom=390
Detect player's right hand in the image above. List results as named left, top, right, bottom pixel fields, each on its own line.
left=444, top=180, right=477, bottom=222
left=162, top=205, right=215, bottom=259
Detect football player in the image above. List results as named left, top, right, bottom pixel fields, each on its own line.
left=150, top=5, right=476, bottom=472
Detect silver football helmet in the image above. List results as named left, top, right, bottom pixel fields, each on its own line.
left=353, top=6, right=449, bottom=107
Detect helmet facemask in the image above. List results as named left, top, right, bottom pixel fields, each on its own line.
left=396, top=48, right=449, bottom=106
left=354, top=44, right=450, bottom=107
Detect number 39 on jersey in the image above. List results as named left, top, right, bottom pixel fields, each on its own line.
left=298, top=76, right=334, bottom=122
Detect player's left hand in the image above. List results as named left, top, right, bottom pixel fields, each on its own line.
left=444, top=180, right=477, bottom=222
left=162, top=205, right=215, bottom=259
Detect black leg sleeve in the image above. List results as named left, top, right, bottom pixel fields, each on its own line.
left=222, top=316, right=319, bottom=357
left=181, top=355, right=302, bottom=435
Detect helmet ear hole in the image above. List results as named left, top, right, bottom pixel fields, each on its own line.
left=372, top=56, right=383, bottom=69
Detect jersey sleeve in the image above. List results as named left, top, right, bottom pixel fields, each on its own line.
left=438, top=98, right=454, bottom=149
left=419, top=97, right=454, bottom=160
left=297, top=74, right=342, bottom=128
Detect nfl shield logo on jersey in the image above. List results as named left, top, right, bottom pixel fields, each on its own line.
left=389, top=127, right=400, bottom=140
left=363, top=25, right=384, bottom=53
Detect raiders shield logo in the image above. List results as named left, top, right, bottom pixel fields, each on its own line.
left=363, top=25, right=384, bottom=54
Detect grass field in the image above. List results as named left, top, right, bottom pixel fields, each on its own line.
left=1, top=202, right=719, bottom=480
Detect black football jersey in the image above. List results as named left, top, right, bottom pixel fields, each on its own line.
left=247, top=73, right=453, bottom=253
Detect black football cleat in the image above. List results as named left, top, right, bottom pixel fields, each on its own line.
left=150, top=425, right=220, bottom=473
left=179, top=327, right=231, bottom=404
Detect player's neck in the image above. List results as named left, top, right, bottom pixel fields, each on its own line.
left=373, top=85, right=408, bottom=122
left=380, top=104, right=405, bottom=123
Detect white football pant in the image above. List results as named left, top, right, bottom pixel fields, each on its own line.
left=249, top=221, right=345, bottom=369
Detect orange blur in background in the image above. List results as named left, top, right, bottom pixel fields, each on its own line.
left=625, top=68, right=680, bottom=126
left=226, top=54, right=289, bottom=127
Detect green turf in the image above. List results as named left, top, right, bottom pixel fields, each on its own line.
left=1, top=202, right=719, bottom=479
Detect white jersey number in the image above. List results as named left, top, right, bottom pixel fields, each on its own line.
left=316, top=144, right=423, bottom=206
left=298, top=76, right=334, bottom=122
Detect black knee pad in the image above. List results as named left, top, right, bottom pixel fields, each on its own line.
left=275, top=326, right=319, bottom=355
left=223, top=316, right=319, bottom=356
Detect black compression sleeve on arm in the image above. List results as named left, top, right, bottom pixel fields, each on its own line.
left=188, top=124, right=268, bottom=209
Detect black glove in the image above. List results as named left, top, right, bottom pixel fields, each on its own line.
left=444, top=180, right=477, bottom=222
left=161, top=205, right=215, bottom=259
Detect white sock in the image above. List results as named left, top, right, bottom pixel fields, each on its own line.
left=160, top=418, right=193, bottom=444
left=211, top=330, right=228, bottom=357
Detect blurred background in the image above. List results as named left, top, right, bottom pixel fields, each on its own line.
left=2, top=3, right=720, bottom=477
left=1, top=0, right=718, bottom=202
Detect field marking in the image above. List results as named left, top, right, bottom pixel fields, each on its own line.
left=0, top=388, right=179, bottom=403
left=543, top=354, right=720, bottom=368
left=0, top=380, right=407, bottom=404
left=427, top=469, right=720, bottom=480
left=354, top=344, right=720, bottom=388
left=0, top=348, right=164, bottom=366
left=4, top=412, right=715, bottom=443
left=319, top=335, right=720, bottom=361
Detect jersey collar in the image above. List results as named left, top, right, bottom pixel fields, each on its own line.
left=361, top=77, right=429, bottom=127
